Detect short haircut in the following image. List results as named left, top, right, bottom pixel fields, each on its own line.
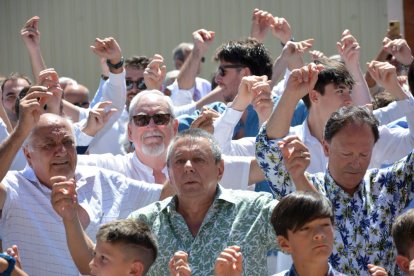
left=125, top=56, right=150, bottom=70
left=128, top=89, right=176, bottom=119
left=96, top=219, right=158, bottom=274
left=166, top=128, right=222, bottom=167
left=302, top=58, right=355, bottom=109
left=1, top=72, right=32, bottom=94
left=172, top=42, right=193, bottom=62
left=270, top=191, right=334, bottom=238
left=215, top=38, right=273, bottom=79
left=324, top=105, right=379, bottom=143
left=392, top=209, right=414, bottom=257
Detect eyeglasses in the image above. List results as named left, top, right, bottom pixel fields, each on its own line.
left=132, top=113, right=172, bottom=127
left=217, top=64, right=244, bottom=77
left=126, top=78, right=146, bottom=90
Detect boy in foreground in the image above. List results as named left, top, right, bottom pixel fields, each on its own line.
left=89, top=219, right=158, bottom=276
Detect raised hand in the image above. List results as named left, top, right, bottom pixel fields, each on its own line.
left=37, top=68, right=63, bottom=114
left=168, top=251, right=191, bottom=276
left=214, top=245, right=243, bottom=276
left=20, top=16, right=41, bottom=51
left=309, top=49, right=327, bottom=61
left=382, top=37, right=414, bottom=66
left=336, top=29, right=361, bottom=71
left=50, top=176, right=78, bottom=222
left=192, top=29, right=215, bottom=56
left=285, top=63, right=324, bottom=99
left=278, top=135, right=310, bottom=180
left=367, top=264, right=388, bottom=276
left=90, top=37, right=122, bottom=65
left=82, top=101, right=117, bottom=137
left=269, top=16, right=292, bottom=45
left=144, top=54, right=167, bottom=90
left=366, top=60, right=407, bottom=99
left=233, top=75, right=269, bottom=111
left=282, top=39, right=314, bottom=70
left=250, top=9, right=273, bottom=42
left=190, top=107, right=220, bottom=134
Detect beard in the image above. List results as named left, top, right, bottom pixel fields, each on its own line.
left=141, top=130, right=166, bottom=156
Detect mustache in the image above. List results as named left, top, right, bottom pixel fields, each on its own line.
left=142, top=130, right=164, bottom=139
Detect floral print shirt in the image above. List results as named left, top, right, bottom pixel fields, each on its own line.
left=256, top=124, right=414, bottom=275
left=128, top=185, right=278, bottom=275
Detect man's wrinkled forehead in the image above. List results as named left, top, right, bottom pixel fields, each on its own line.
left=32, top=115, right=73, bottom=138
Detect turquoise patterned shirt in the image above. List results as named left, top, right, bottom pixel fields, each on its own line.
left=256, top=124, right=414, bottom=275
left=128, top=185, right=278, bottom=275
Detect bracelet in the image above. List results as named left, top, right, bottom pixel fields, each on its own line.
left=0, top=253, right=16, bottom=276
left=106, top=57, right=124, bottom=69
left=281, top=37, right=295, bottom=47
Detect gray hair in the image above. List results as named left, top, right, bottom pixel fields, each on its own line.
left=166, top=128, right=222, bottom=167
left=172, top=42, right=193, bottom=62
left=128, top=89, right=176, bottom=119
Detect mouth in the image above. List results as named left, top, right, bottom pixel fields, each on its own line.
left=51, top=160, right=69, bottom=166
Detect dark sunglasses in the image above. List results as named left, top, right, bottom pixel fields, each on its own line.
left=132, top=113, right=172, bottom=127
left=217, top=64, right=244, bottom=77
left=126, top=78, right=146, bottom=90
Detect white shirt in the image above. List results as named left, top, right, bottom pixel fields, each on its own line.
left=0, top=118, right=26, bottom=170
left=77, top=151, right=251, bottom=190
left=0, top=165, right=161, bottom=276
left=169, top=77, right=211, bottom=106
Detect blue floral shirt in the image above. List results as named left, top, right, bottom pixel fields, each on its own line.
left=256, top=125, right=414, bottom=275
left=128, top=185, right=278, bottom=276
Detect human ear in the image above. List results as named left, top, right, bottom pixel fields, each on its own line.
left=127, top=123, right=133, bottom=142
left=130, top=260, right=145, bottom=276
left=23, top=146, right=33, bottom=167
left=309, top=89, right=319, bottom=105
left=395, top=254, right=410, bottom=273
left=322, top=140, right=330, bottom=157
left=276, top=235, right=292, bottom=254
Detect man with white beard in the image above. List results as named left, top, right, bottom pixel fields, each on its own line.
left=77, top=89, right=256, bottom=189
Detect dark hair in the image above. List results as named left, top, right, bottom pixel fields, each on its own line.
left=125, top=56, right=150, bottom=70
left=14, top=86, right=32, bottom=117
left=166, top=128, right=222, bottom=167
left=302, top=58, right=355, bottom=109
left=408, top=59, right=414, bottom=95
left=1, top=73, right=32, bottom=95
left=372, top=91, right=395, bottom=110
left=392, top=209, right=414, bottom=257
left=324, top=106, right=379, bottom=143
left=270, top=191, right=334, bottom=238
left=215, top=38, right=273, bottom=79
left=96, top=219, right=158, bottom=274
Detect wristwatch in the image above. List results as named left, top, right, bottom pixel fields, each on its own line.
left=106, top=57, right=124, bottom=69
left=0, top=253, right=16, bottom=276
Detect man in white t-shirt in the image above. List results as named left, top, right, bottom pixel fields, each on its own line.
left=0, top=107, right=169, bottom=275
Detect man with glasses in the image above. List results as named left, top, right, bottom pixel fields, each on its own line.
left=78, top=89, right=255, bottom=189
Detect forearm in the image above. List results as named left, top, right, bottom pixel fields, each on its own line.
left=271, top=55, right=287, bottom=88
left=349, top=65, right=372, bottom=105
left=26, top=47, right=46, bottom=83
left=0, top=104, right=12, bottom=134
left=291, top=173, right=317, bottom=192
left=177, top=49, right=202, bottom=90
left=0, top=126, right=29, bottom=181
left=249, top=159, right=265, bottom=185
left=195, top=86, right=226, bottom=109
left=62, top=100, right=81, bottom=122
left=266, top=92, right=298, bottom=139
left=63, top=217, right=95, bottom=275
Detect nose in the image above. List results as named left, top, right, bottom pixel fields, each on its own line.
left=89, top=257, right=96, bottom=271
left=184, top=159, right=195, bottom=173
left=55, top=143, right=68, bottom=156
left=350, top=156, right=362, bottom=169
left=313, top=227, right=327, bottom=241
left=343, top=93, right=353, bottom=106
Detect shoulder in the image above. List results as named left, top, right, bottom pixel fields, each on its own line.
left=128, top=197, right=172, bottom=223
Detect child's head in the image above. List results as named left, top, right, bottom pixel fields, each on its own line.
left=90, top=219, right=158, bottom=276
left=270, top=191, right=334, bottom=264
left=392, top=209, right=414, bottom=274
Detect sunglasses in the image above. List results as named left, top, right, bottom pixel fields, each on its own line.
left=217, top=64, right=244, bottom=77
left=132, top=113, right=172, bottom=127
left=126, top=78, right=146, bottom=90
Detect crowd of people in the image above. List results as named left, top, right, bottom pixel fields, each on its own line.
left=0, top=8, right=414, bottom=276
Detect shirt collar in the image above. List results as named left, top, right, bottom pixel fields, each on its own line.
left=160, top=185, right=236, bottom=213
left=132, top=151, right=169, bottom=176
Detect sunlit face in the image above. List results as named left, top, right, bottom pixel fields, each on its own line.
left=168, top=136, right=224, bottom=200
left=89, top=240, right=142, bottom=276
left=323, top=122, right=375, bottom=195
left=278, top=218, right=334, bottom=266
left=23, top=115, right=77, bottom=189
left=214, top=60, right=247, bottom=103
left=125, top=67, right=145, bottom=109
left=313, top=83, right=354, bottom=121
left=128, top=94, right=178, bottom=159
left=2, top=78, right=30, bottom=119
